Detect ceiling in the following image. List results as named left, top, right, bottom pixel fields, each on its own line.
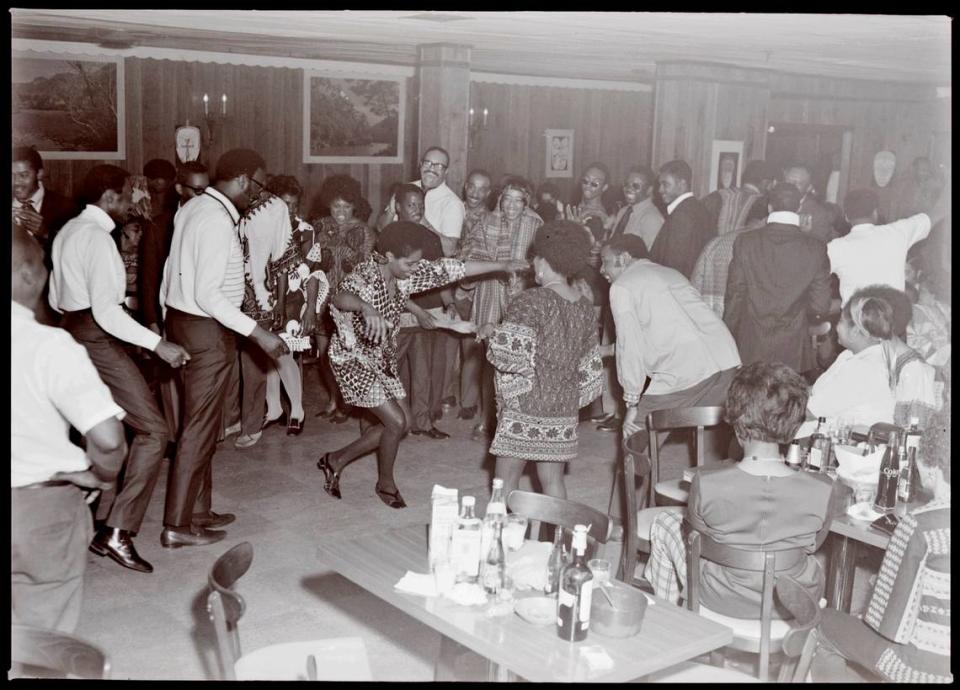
left=9, top=10, right=953, bottom=85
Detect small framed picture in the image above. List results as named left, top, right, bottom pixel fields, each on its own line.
left=545, top=129, right=574, bottom=178
left=709, top=140, right=744, bottom=192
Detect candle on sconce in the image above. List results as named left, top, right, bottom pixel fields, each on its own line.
left=221, top=94, right=228, bottom=116
left=482, top=107, right=489, bottom=128
left=202, top=93, right=210, bottom=116
left=468, top=107, right=475, bottom=127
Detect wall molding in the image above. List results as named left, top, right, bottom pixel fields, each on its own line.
left=10, top=38, right=416, bottom=77
left=470, top=70, right=653, bottom=93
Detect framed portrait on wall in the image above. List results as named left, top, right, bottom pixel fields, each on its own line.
left=544, top=129, right=574, bottom=178
left=11, top=51, right=125, bottom=159
left=303, top=71, right=405, bottom=164
left=709, top=140, right=744, bottom=192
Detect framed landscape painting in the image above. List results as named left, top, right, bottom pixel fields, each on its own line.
left=11, top=51, right=125, bottom=160
left=303, top=72, right=405, bottom=164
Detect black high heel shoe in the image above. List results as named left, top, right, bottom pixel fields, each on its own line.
left=317, top=453, right=342, bottom=499
left=287, top=417, right=304, bottom=436
left=375, top=483, right=406, bottom=509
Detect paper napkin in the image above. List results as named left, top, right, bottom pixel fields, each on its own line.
left=394, top=571, right=438, bottom=597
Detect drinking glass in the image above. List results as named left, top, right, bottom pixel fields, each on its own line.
left=587, top=558, right=611, bottom=586
left=504, top=515, right=527, bottom=551
left=433, top=561, right=455, bottom=594
left=854, top=485, right=876, bottom=506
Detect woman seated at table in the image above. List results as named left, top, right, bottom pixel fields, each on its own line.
left=644, top=361, right=845, bottom=618
left=807, top=287, right=941, bottom=428
left=811, top=399, right=951, bottom=683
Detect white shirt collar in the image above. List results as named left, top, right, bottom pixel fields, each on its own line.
left=204, top=187, right=241, bottom=224
left=849, top=222, right=874, bottom=233
left=666, top=192, right=694, bottom=215
left=766, top=211, right=800, bottom=226
left=12, top=182, right=44, bottom=210
left=11, top=300, right=36, bottom=322
left=81, top=204, right=117, bottom=231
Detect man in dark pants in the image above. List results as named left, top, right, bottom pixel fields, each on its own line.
left=12, top=227, right=127, bottom=633
left=49, top=165, right=191, bottom=574
left=160, top=148, right=287, bottom=548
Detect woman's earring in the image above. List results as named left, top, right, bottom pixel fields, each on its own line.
left=535, top=272, right=543, bottom=282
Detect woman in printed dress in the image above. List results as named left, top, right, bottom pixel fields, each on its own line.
left=487, top=220, right=604, bottom=500
left=316, top=221, right=528, bottom=509
left=306, top=174, right=377, bottom=423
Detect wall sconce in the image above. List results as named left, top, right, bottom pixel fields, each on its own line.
left=468, top=105, right=489, bottom=148
left=201, top=92, right=229, bottom=146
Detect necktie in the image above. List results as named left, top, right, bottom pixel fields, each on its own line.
left=612, top=205, right=633, bottom=236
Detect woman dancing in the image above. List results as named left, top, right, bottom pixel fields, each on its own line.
left=317, top=221, right=528, bottom=508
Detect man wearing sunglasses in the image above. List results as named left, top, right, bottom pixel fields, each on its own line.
left=608, top=166, right=664, bottom=252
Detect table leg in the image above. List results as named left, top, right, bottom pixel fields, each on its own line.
left=826, top=534, right=857, bottom=613
left=435, top=635, right=512, bottom=681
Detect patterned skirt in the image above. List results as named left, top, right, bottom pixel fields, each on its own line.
left=489, top=409, right=579, bottom=462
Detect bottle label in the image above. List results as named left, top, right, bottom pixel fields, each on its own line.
left=451, top=531, right=481, bottom=577
left=579, top=581, right=593, bottom=624
left=808, top=447, right=823, bottom=469
left=905, top=435, right=921, bottom=453
left=558, top=587, right=575, bottom=609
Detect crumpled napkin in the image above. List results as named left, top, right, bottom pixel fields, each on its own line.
left=394, top=571, right=437, bottom=597
left=506, top=541, right=552, bottom=591
left=835, top=444, right=884, bottom=486
left=444, top=582, right=489, bottom=606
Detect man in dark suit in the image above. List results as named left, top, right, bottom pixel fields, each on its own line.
left=12, top=146, right=77, bottom=261
left=784, top=163, right=836, bottom=243
left=723, top=183, right=832, bottom=375
left=650, top=159, right=712, bottom=279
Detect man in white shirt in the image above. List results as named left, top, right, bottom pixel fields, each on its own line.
left=599, top=234, right=741, bottom=440
left=161, top=148, right=287, bottom=548
left=829, top=188, right=946, bottom=306
left=12, top=228, right=127, bottom=632
left=608, top=166, right=664, bottom=251
left=50, top=165, right=191, bottom=574
left=379, top=146, right=465, bottom=257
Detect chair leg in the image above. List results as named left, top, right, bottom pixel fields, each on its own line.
left=709, top=649, right=725, bottom=668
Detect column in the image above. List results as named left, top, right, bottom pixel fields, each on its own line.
left=417, top=43, right=471, bottom=195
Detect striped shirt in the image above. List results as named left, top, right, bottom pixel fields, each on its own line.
left=161, top=187, right=256, bottom=335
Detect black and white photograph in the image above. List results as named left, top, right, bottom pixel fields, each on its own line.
left=9, top=10, right=951, bottom=684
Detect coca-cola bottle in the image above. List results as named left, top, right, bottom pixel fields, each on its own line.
left=873, top=431, right=900, bottom=514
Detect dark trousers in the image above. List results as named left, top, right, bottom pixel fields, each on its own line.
left=11, top=485, right=92, bottom=633
left=397, top=327, right=446, bottom=430
left=239, top=336, right=270, bottom=435
left=454, top=298, right=482, bottom=410
left=61, top=310, right=168, bottom=534
left=163, top=308, right=237, bottom=528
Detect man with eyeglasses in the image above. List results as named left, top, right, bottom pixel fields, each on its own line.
left=650, top=159, right=713, bottom=280
left=608, top=166, right=664, bottom=252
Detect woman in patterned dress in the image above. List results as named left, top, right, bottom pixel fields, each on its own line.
left=316, top=221, right=529, bottom=509
left=487, top=220, right=604, bottom=500
left=306, top=174, right=377, bottom=423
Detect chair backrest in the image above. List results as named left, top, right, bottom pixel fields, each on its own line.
left=207, top=541, right=255, bottom=680
left=620, top=431, right=652, bottom=582
left=774, top=576, right=823, bottom=682
left=506, top=490, right=610, bottom=545
left=867, top=421, right=905, bottom=446
left=646, top=405, right=726, bottom=505
left=685, top=529, right=806, bottom=682
left=11, top=625, right=110, bottom=679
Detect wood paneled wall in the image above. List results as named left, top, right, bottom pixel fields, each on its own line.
left=465, top=80, right=654, bottom=201
left=40, top=57, right=420, bottom=220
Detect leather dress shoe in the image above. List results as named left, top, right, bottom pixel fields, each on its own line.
left=262, top=412, right=287, bottom=430
left=471, top=422, right=488, bottom=442
left=597, top=416, right=621, bottom=432
left=589, top=411, right=616, bottom=424
left=458, top=405, right=477, bottom=420
left=90, top=527, right=153, bottom=573
left=410, top=426, right=450, bottom=440
left=160, top=525, right=227, bottom=548
left=234, top=431, right=262, bottom=449
left=191, top=511, right=236, bottom=529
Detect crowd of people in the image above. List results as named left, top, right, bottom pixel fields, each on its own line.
left=11, top=140, right=950, bottom=681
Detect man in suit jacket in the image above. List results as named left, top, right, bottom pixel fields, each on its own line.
left=12, top=146, right=77, bottom=262
left=650, top=159, right=713, bottom=279
left=784, top=163, right=836, bottom=243
left=723, top=183, right=832, bottom=374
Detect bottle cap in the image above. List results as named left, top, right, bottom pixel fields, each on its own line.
left=492, top=478, right=503, bottom=489
left=462, top=496, right=475, bottom=507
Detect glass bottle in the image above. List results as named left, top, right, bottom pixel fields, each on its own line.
left=481, top=521, right=506, bottom=595
left=545, top=525, right=567, bottom=595
left=873, top=431, right=900, bottom=514
left=480, top=478, right=507, bottom=558
left=557, top=524, right=593, bottom=642
left=902, top=417, right=922, bottom=502
left=806, top=417, right=828, bottom=472
left=451, top=496, right=482, bottom=584
left=785, top=440, right=803, bottom=471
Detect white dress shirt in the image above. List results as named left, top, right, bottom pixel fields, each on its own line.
left=610, top=259, right=741, bottom=403
left=807, top=344, right=895, bottom=427
left=666, top=191, right=695, bottom=216
left=12, top=182, right=44, bottom=211
left=827, top=213, right=931, bottom=305
left=386, top=180, right=466, bottom=239
left=766, top=211, right=800, bottom=226
left=49, top=205, right=162, bottom=351
left=11, top=300, right=125, bottom=487
left=161, top=188, right=257, bottom=336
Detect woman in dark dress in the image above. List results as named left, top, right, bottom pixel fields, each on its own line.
left=316, top=221, right=528, bottom=509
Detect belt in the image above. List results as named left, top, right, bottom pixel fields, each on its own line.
left=62, top=308, right=93, bottom=316
left=14, top=480, right=73, bottom=490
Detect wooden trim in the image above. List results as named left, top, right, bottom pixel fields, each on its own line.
left=470, top=71, right=653, bottom=92
left=771, top=91, right=940, bottom=104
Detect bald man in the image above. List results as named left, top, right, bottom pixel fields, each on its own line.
left=12, top=227, right=127, bottom=632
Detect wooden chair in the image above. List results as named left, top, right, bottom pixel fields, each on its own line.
left=647, top=405, right=727, bottom=507
left=10, top=625, right=110, bottom=679
left=618, top=431, right=684, bottom=585
left=207, top=541, right=372, bottom=681
left=685, top=528, right=811, bottom=681
left=506, top=489, right=611, bottom=545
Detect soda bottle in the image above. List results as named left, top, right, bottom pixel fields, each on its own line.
left=899, top=418, right=922, bottom=504
left=451, top=496, right=482, bottom=584
left=557, top=524, right=593, bottom=642
left=480, top=478, right=507, bottom=558
left=481, top=521, right=506, bottom=595
left=873, top=431, right=900, bottom=514
left=806, top=417, right=828, bottom=472
left=545, top=526, right=567, bottom=595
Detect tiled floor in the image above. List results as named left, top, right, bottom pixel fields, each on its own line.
left=72, top=364, right=877, bottom=680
